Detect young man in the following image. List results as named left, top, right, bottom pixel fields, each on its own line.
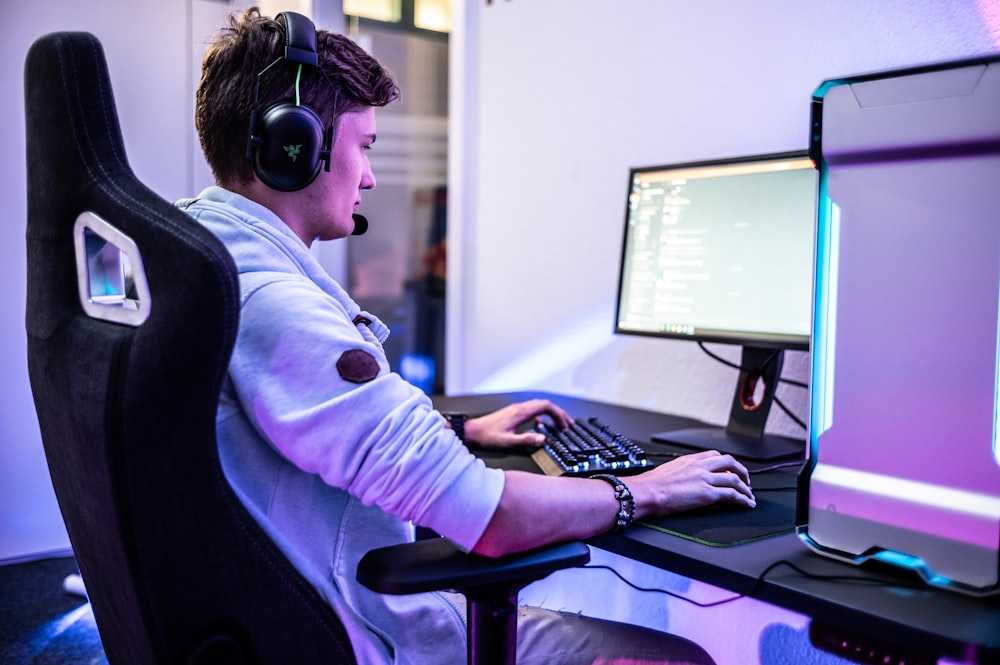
left=183, top=8, right=755, bottom=664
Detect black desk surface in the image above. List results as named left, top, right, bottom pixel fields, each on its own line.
left=432, top=391, right=1000, bottom=662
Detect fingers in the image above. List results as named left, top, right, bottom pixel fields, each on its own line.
left=547, top=402, right=574, bottom=428
left=519, top=399, right=573, bottom=428
left=718, top=486, right=756, bottom=509
left=715, top=454, right=752, bottom=486
left=698, top=452, right=755, bottom=504
left=711, top=465, right=756, bottom=507
left=682, top=449, right=752, bottom=485
left=643, top=449, right=756, bottom=512
left=494, top=399, right=572, bottom=430
left=511, top=431, right=547, bottom=448
left=467, top=400, right=569, bottom=450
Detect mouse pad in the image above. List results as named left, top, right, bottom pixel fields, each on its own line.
left=638, top=472, right=798, bottom=547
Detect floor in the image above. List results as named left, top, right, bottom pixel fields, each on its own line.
left=0, top=555, right=108, bottom=665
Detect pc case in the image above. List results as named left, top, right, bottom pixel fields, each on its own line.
left=798, top=54, right=1000, bottom=596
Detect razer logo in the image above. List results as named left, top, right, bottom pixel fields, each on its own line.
left=283, top=144, right=302, bottom=162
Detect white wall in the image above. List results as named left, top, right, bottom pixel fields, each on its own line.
left=448, top=0, right=1000, bottom=441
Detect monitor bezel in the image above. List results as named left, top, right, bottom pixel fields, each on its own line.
left=613, top=149, right=815, bottom=352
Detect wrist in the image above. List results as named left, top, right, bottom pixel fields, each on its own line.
left=621, top=474, right=656, bottom=521
left=591, top=474, right=635, bottom=533
left=442, top=412, right=469, bottom=444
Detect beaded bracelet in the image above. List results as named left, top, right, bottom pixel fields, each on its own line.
left=442, top=412, right=467, bottom=443
left=591, top=473, right=635, bottom=533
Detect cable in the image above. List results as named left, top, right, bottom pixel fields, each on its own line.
left=697, top=341, right=808, bottom=390
left=773, top=395, right=807, bottom=430
left=643, top=454, right=802, bottom=476
left=748, top=460, right=802, bottom=473
left=294, top=63, right=303, bottom=105
left=757, top=560, right=928, bottom=590
left=582, top=563, right=742, bottom=608
left=644, top=451, right=682, bottom=462
left=581, top=558, right=928, bottom=610
left=697, top=341, right=767, bottom=373
left=697, top=341, right=809, bottom=430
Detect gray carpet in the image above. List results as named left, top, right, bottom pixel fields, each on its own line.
left=0, top=555, right=108, bottom=665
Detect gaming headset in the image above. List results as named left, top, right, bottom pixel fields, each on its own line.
left=245, top=11, right=333, bottom=193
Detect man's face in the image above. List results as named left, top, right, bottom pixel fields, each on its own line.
left=301, top=107, right=377, bottom=242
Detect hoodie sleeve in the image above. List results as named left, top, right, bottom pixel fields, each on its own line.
left=228, top=274, right=504, bottom=552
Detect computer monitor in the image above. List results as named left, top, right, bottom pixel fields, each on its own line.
left=614, top=151, right=817, bottom=460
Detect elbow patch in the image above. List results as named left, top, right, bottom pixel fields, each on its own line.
left=337, top=349, right=380, bottom=384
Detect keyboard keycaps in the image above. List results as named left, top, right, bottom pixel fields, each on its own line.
left=531, top=417, right=651, bottom=477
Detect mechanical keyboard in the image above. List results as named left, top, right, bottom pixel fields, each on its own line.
left=530, top=417, right=651, bottom=477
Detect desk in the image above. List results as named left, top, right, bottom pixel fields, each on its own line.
left=432, top=391, right=1000, bottom=663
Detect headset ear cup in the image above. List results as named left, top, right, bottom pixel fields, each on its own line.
left=251, top=101, right=327, bottom=191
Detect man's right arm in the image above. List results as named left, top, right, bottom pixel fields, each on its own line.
left=472, top=450, right=755, bottom=558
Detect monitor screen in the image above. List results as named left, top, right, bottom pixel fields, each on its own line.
left=614, top=151, right=817, bottom=460
left=615, top=151, right=816, bottom=351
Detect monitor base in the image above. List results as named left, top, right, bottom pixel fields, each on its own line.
left=651, top=426, right=804, bottom=461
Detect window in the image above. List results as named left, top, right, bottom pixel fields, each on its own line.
left=413, top=0, right=450, bottom=32
left=344, top=0, right=451, bottom=34
left=343, top=0, right=401, bottom=23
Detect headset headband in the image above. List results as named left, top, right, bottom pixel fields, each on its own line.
left=280, top=12, right=318, bottom=66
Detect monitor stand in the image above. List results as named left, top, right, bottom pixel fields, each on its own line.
left=651, top=346, right=805, bottom=461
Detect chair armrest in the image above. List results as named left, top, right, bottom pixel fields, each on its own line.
left=356, top=538, right=590, bottom=595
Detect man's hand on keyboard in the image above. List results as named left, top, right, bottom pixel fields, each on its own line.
left=631, top=450, right=756, bottom=514
left=464, top=399, right=574, bottom=450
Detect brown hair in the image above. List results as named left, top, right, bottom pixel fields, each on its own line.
left=196, top=8, right=400, bottom=187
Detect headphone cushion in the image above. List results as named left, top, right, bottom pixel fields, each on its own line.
left=253, top=101, right=325, bottom=191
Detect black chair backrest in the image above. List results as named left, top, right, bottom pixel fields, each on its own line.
left=24, top=31, right=356, bottom=664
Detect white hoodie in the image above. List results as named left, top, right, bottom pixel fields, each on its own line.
left=179, top=186, right=504, bottom=665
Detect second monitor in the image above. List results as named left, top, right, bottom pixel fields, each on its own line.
left=614, top=151, right=817, bottom=461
